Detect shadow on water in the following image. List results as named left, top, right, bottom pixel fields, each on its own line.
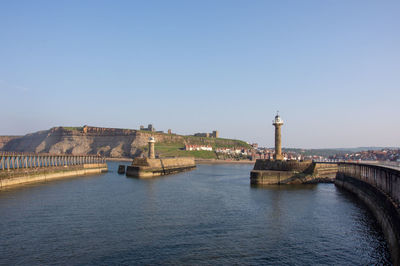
left=250, top=183, right=318, bottom=191
left=334, top=185, right=392, bottom=264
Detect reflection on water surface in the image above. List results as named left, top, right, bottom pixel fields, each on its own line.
left=0, top=162, right=391, bottom=265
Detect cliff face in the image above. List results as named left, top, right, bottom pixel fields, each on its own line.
left=0, top=136, right=23, bottom=150
left=1, top=127, right=145, bottom=157
left=0, top=126, right=250, bottom=158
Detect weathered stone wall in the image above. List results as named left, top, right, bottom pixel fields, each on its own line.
left=335, top=164, right=400, bottom=265
left=253, top=159, right=313, bottom=172
left=250, top=170, right=298, bottom=185
left=146, top=157, right=196, bottom=169
left=250, top=161, right=400, bottom=263
left=312, top=163, right=339, bottom=179
left=0, top=163, right=108, bottom=189
left=251, top=160, right=338, bottom=185
left=126, top=157, right=196, bottom=178
left=337, top=163, right=400, bottom=205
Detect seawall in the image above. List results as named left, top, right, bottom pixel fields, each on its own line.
left=251, top=160, right=400, bottom=263
left=126, top=157, right=196, bottom=178
left=335, top=163, right=400, bottom=265
left=250, top=160, right=338, bottom=185
left=0, top=163, right=108, bottom=189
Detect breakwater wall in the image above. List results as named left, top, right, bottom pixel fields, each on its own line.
left=126, top=157, right=196, bottom=178
left=0, top=153, right=107, bottom=188
left=250, top=160, right=338, bottom=185
left=335, top=163, right=400, bottom=265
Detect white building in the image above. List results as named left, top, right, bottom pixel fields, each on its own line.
left=185, top=145, right=213, bottom=151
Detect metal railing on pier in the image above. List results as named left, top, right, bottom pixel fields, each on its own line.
left=0, top=152, right=105, bottom=171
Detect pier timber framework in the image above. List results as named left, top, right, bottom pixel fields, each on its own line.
left=0, top=152, right=107, bottom=188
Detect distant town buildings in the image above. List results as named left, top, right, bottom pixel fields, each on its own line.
left=134, top=123, right=398, bottom=163
left=249, top=147, right=320, bottom=161
left=194, top=130, right=219, bottom=138
left=329, top=149, right=400, bottom=162
left=248, top=147, right=400, bottom=163
left=185, top=145, right=213, bottom=151
left=216, top=147, right=250, bottom=156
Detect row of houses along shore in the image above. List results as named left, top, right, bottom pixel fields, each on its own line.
left=183, top=145, right=400, bottom=162
left=184, top=145, right=311, bottom=160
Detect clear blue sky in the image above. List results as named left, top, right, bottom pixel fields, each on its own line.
left=1, top=0, right=399, bottom=148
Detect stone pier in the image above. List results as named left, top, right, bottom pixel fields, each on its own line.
left=335, top=162, right=400, bottom=265
left=250, top=160, right=338, bottom=185
left=126, top=157, right=196, bottom=178
left=0, top=152, right=107, bottom=188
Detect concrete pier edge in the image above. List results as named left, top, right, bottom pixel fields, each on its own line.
left=335, top=173, right=400, bottom=265
left=126, top=157, right=196, bottom=178
left=0, top=163, right=108, bottom=189
left=250, top=160, right=400, bottom=264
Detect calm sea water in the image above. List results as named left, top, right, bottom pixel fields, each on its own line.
left=0, top=162, right=391, bottom=265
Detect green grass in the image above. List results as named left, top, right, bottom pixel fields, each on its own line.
left=154, top=143, right=217, bottom=159
left=62, top=126, right=84, bottom=131
left=181, top=136, right=251, bottom=149
left=150, top=137, right=251, bottom=159
left=58, top=126, right=250, bottom=159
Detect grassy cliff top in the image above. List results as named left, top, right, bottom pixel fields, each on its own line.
left=55, top=126, right=251, bottom=159
left=58, top=126, right=250, bottom=148
left=62, top=126, right=84, bottom=131
left=182, top=135, right=251, bottom=148
left=153, top=143, right=217, bottom=159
